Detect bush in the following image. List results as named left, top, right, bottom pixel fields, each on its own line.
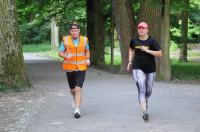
left=20, top=19, right=50, bottom=44
left=0, top=82, right=6, bottom=92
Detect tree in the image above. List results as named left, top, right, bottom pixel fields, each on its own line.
left=86, top=0, right=95, bottom=64
left=138, top=0, right=162, bottom=42
left=87, top=0, right=105, bottom=66
left=94, top=0, right=105, bottom=66
left=179, top=0, right=189, bottom=62
left=0, top=0, right=30, bottom=90
left=16, top=0, right=87, bottom=44
left=138, top=0, right=171, bottom=80
left=112, top=0, right=135, bottom=73
left=159, top=0, right=171, bottom=80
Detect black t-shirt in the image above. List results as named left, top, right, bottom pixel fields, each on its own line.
left=130, top=36, right=161, bottom=73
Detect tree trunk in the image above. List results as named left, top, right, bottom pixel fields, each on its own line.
left=179, top=0, right=189, bottom=62
left=94, top=0, right=105, bottom=66
left=86, top=0, right=105, bottom=66
left=159, top=0, right=171, bottom=81
left=112, top=0, right=135, bottom=73
left=51, top=17, right=59, bottom=51
left=138, top=0, right=162, bottom=42
left=86, top=0, right=95, bottom=64
left=110, top=4, right=114, bottom=66
left=0, top=0, right=31, bottom=90
left=138, top=0, right=171, bottom=81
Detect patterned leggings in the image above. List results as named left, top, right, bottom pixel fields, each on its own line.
left=133, top=69, right=155, bottom=103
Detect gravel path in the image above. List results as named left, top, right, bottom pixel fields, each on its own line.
left=0, top=53, right=200, bottom=132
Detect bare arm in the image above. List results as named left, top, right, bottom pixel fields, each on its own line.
left=128, top=48, right=134, bottom=62
left=127, top=48, right=134, bottom=71
left=85, top=49, right=90, bottom=59
left=58, top=51, right=67, bottom=59
left=147, top=50, right=162, bottom=57
left=140, top=46, right=162, bottom=57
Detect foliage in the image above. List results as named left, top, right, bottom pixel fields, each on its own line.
left=16, top=0, right=199, bottom=45
left=46, top=0, right=87, bottom=35
left=0, top=82, right=7, bottom=92
left=16, top=0, right=87, bottom=44
left=171, top=59, right=200, bottom=80
left=170, top=0, right=200, bottom=45
left=20, top=20, right=50, bottom=44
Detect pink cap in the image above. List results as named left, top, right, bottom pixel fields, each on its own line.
left=137, top=22, right=148, bottom=28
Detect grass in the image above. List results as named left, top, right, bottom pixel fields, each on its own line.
left=104, top=47, right=121, bottom=66
left=170, top=40, right=179, bottom=51
left=22, top=42, right=62, bottom=60
left=171, top=59, right=200, bottom=80
left=22, top=42, right=51, bottom=52
left=39, top=50, right=62, bottom=60
left=188, top=50, right=200, bottom=58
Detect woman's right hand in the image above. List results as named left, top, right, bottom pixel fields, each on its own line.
left=127, top=61, right=132, bottom=72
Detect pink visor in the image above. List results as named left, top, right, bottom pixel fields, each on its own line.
left=137, top=22, right=148, bottom=28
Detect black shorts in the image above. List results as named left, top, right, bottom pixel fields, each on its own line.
left=66, top=71, right=86, bottom=89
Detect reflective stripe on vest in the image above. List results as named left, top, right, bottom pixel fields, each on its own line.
left=64, top=52, right=85, bottom=57
left=63, top=60, right=86, bottom=65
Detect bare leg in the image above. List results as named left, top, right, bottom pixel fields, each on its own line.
left=74, top=86, right=82, bottom=108
left=140, top=101, right=147, bottom=112
left=70, top=89, right=75, bottom=99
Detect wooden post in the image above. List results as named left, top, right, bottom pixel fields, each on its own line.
left=51, top=18, right=59, bottom=51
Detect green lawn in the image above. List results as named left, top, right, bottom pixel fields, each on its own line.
left=22, top=42, right=51, bottom=52
left=104, top=47, right=121, bottom=65
left=171, top=59, right=200, bottom=80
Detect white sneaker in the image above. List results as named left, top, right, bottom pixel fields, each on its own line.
left=74, top=108, right=81, bottom=118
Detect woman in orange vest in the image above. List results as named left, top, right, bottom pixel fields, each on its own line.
left=58, top=21, right=90, bottom=118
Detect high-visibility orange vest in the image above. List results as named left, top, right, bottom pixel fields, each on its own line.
left=62, top=35, right=88, bottom=71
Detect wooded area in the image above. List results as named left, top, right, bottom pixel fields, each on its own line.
left=0, top=0, right=199, bottom=90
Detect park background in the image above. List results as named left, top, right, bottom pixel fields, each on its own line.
left=0, top=1, right=200, bottom=132
left=0, top=0, right=200, bottom=91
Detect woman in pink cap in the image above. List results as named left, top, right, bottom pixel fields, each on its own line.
left=127, top=22, right=162, bottom=121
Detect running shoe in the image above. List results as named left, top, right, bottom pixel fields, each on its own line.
left=74, top=108, right=81, bottom=118
left=143, top=112, right=149, bottom=121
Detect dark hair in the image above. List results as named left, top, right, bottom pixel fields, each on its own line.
left=69, top=21, right=80, bottom=29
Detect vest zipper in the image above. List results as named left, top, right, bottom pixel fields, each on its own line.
left=71, top=36, right=80, bottom=70
left=76, top=47, right=78, bottom=70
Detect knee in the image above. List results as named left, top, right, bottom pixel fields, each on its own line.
left=146, top=90, right=152, bottom=97
left=70, top=89, right=75, bottom=96
left=139, top=95, right=146, bottom=103
left=70, top=89, right=75, bottom=92
left=75, top=87, right=81, bottom=93
left=137, top=79, right=145, bottom=86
